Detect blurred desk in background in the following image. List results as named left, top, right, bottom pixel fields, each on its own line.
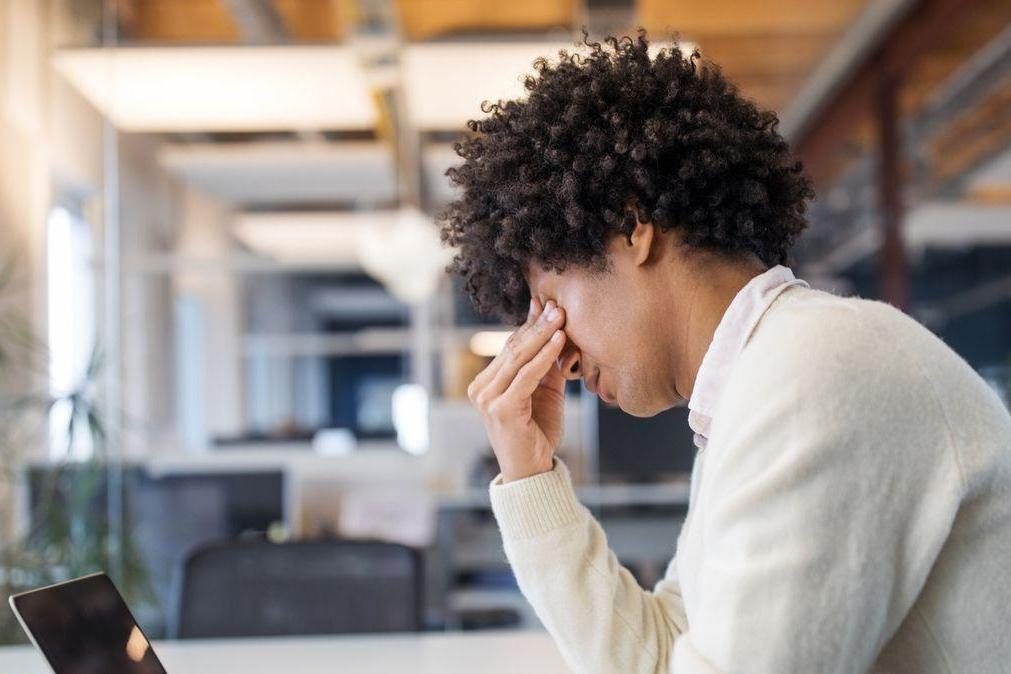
left=0, top=629, right=570, bottom=674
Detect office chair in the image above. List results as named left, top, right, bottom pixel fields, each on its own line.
left=171, top=538, right=423, bottom=639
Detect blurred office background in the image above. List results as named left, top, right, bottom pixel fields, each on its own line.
left=0, top=0, right=1009, bottom=646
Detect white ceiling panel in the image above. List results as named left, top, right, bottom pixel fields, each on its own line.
left=233, top=210, right=394, bottom=269
left=53, top=46, right=378, bottom=132
left=160, top=140, right=397, bottom=206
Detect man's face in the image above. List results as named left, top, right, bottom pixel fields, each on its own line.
left=524, top=250, right=685, bottom=418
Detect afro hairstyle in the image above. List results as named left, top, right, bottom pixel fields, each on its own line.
left=438, top=27, right=814, bottom=325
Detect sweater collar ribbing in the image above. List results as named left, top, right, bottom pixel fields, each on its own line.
left=686, top=265, right=808, bottom=449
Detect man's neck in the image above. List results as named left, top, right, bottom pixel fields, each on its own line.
left=670, top=257, right=768, bottom=401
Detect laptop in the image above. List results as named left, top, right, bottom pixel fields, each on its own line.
left=9, top=572, right=168, bottom=674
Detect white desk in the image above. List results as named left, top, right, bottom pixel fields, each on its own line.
left=0, top=629, right=570, bottom=674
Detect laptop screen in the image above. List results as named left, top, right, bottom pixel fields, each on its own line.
left=10, top=573, right=168, bottom=674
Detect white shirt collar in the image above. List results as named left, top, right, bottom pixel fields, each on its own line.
left=687, top=265, right=808, bottom=448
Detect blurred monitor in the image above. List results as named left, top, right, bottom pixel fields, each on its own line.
left=594, top=399, right=696, bottom=484
left=25, top=466, right=286, bottom=634
left=327, top=354, right=404, bottom=439
left=129, top=469, right=286, bottom=623
left=356, top=374, right=402, bottom=436
left=25, top=466, right=285, bottom=544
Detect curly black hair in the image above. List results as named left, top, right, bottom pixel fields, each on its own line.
left=438, top=27, right=814, bottom=325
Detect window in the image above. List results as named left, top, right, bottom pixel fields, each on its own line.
left=46, top=204, right=95, bottom=460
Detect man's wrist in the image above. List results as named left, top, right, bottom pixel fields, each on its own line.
left=489, top=456, right=581, bottom=539
left=501, top=457, right=556, bottom=483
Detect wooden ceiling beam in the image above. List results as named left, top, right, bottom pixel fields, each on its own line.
left=966, top=183, right=1011, bottom=205
left=131, top=0, right=241, bottom=42
left=273, top=0, right=346, bottom=41
left=124, top=0, right=348, bottom=43
left=394, top=0, right=578, bottom=41
left=733, top=80, right=807, bottom=112
left=794, top=0, right=994, bottom=188
left=638, top=0, right=868, bottom=36
left=694, top=32, right=834, bottom=79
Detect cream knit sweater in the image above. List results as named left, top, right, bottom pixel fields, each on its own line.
left=488, top=286, right=1011, bottom=674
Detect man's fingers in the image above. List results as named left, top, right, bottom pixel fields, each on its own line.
left=483, top=301, right=564, bottom=400
left=467, top=297, right=542, bottom=399
left=500, top=328, right=567, bottom=404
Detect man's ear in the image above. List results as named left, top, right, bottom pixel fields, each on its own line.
left=625, top=215, right=655, bottom=268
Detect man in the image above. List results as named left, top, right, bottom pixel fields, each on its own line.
left=438, top=29, right=1011, bottom=674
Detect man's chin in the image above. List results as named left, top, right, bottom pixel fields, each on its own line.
left=615, top=399, right=660, bottom=418
left=623, top=396, right=684, bottom=418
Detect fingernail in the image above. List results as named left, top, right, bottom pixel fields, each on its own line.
left=546, top=305, right=559, bottom=322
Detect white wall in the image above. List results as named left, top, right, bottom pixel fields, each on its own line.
left=0, top=0, right=107, bottom=540
left=119, top=134, right=182, bottom=456
left=0, top=0, right=51, bottom=362
left=244, top=274, right=298, bottom=433
left=173, top=186, right=245, bottom=447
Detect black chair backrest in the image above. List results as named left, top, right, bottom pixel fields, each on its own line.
left=172, top=538, right=422, bottom=639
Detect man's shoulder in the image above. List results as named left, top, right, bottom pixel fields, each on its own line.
left=726, top=285, right=960, bottom=415
left=715, top=286, right=939, bottom=457
left=769, top=285, right=916, bottom=331
left=746, top=285, right=921, bottom=369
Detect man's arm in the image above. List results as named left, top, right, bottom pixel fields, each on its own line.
left=465, top=293, right=688, bottom=673
left=490, top=457, right=688, bottom=674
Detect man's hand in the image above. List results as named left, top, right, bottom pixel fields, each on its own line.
left=467, top=296, right=568, bottom=483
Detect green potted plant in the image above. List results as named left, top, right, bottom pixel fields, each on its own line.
left=0, top=258, right=153, bottom=644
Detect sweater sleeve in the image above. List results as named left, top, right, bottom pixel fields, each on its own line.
left=670, top=308, right=966, bottom=673
left=488, top=456, right=689, bottom=674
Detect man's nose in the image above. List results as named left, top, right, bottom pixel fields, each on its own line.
left=557, top=343, right=582, bottom=380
